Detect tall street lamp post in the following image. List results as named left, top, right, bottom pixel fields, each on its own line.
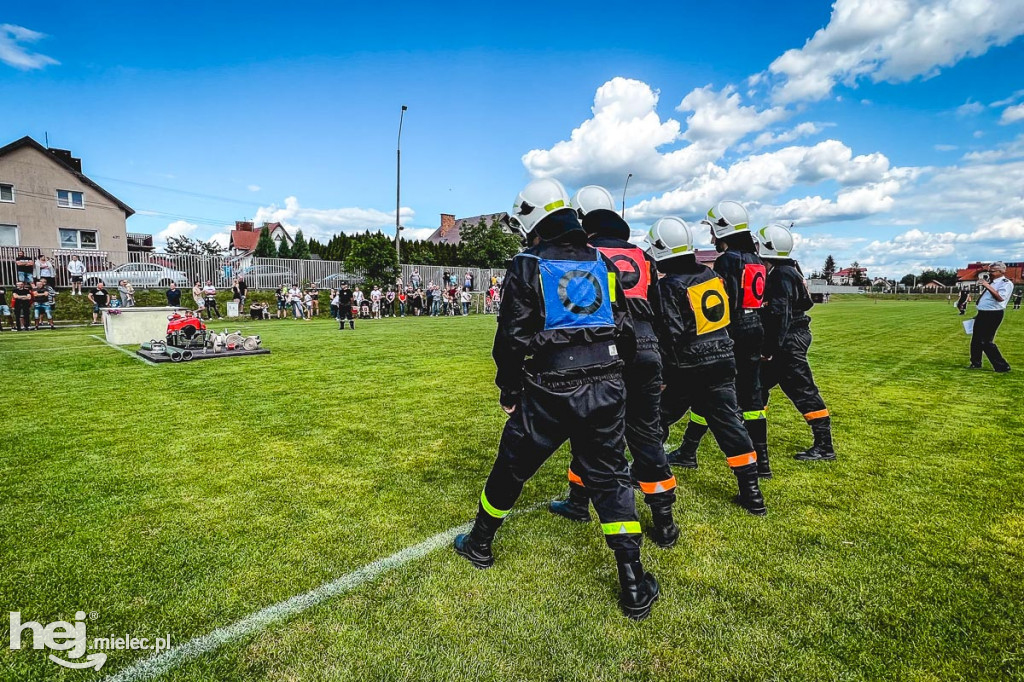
left=621, top=172, right=632, bottom=218
left=396, top=105, right=408, bottom=262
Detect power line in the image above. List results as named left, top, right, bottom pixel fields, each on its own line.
left=87, top=174, right=263, bottom=207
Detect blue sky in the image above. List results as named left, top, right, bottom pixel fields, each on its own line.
left=3, top=0, right=1023, bottom=277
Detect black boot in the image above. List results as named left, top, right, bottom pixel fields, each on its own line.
left=732, top=464, right=767, bottom=516
left=617, top=560, right=660, bottom=620
left=548, top=484, right=591, bottom=523
left=795, top=417, right=836, bottom=461
left=647, top=501, right=679, bottom=549
left=754, top=442, right=772, bottom=479
left=666, top=435, right=700, bottom=469
left=453, top=512, right=502, bottom=569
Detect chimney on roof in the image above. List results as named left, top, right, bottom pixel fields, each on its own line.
left=440, top=213, right=456, bottom=235
left=235, top=221, right=254, bottom=231
left=48, top=148, right=82, bottom=173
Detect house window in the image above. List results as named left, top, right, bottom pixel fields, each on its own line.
left=59, top=228, right=98, bottom=250
left=0, top=224, right=18, bottom=246
left=0, top=183, right=13, bottom=203
left=57, top=189, right=85, bottom=209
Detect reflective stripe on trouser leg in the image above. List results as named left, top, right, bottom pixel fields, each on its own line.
left=804, top=409, right=829, bottom=422
left=601, top=521, right=642, bottom=536
left=726, top=451, right=757, bottom=468
left=479, top=490, right=511, bottom=519
left=689, top=412, right=707, bottom=426
left=638, top=476, right=677, bottom=495
left=568, top=468, right=584, bottom=487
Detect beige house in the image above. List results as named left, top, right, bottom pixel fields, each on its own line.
left=0, top=136, right=134, bottom=252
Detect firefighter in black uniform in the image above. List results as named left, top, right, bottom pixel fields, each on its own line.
left=667, top=201, right=771, bottom=478
left=547, top=185, right=679, bottom=549
left=337, top=283, right=354, bottom=330
left=453, top=178, right=659, bottom=620
left=755, top=224, right=835, bottom=461
left=645, top=216, right=766, bottom=515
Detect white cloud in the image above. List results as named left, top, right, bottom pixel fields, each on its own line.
left=767, top=0, right=1024, bottom=104
left=157, top=220, right=199, bottom=245
left=956, top=100, right=985, bottom=116
left=252, top=196, right=414, bottom=242
left=999, top=103, right=1024, bottom=125
left=626, top=139, right=895, bottom=222
left=934, top=144, right=958, bottom=151
left=740, top=122, right=833, bottom=152
left=861, top=218, right=1024, bottom=265
left=0, top=24, right=58, bottom=70
left=521, top=78, right=789, bottom=192
left=764, top=176, right=906, bottom=225
left=990, top=89, right=1024, bottom=108
left=402, top=227, right=436, bottom=241
left=209, top=232, right=230, bottom=249
left=246, top=184, right=261, bottom=192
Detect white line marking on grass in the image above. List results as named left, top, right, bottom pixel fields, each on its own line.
left=90, top=335, right=159, bottom=366
left=103, top=502, right=545, bottom=682
left=0, top=345, right=106, bottom=353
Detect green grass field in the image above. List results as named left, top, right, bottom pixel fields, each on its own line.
left=1, top=300, right=1022, bottom=681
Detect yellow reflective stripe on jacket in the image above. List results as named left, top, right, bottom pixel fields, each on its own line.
left=480, top=490, right=510, bottom=519
left=743, top=410, right=766, bottom=420
left=608, top=272, right=617, bottom=303
left=601, top=521, right=641, bottom=535
left=689, top=412, right=707, bottom=426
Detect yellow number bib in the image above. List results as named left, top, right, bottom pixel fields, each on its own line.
left=687, top=276, right=730, bottom=335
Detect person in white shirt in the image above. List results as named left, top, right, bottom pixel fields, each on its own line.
left=969, top=262, right=1013, bottom=372
left=370, top=286, right=382, bottom=319
left=288, top=285, right=303, bottom=319
left=67, top=255, right=87, bottom=295
left=460, top=287, right=472, bottom=315
left=202, top=281, right=223, bottom=320
left=303, top=292, right=313, bottom=320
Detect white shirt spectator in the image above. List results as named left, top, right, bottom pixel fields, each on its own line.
left=977, top=276, right=1014, bottom=311
left=67, top=259, right=86, bottom=276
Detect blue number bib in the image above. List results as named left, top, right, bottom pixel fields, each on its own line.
left=533, top=255, right=615, bottom=331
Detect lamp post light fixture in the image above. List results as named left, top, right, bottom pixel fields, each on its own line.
left=396, top=105, right=408, bottom=262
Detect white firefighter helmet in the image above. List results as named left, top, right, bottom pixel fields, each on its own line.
left=507, top=178, right=572, bottom=244
left=643, top=216, right=694, bottom=262
left=756, top=223, right=795, bottom=259
left=572, top=185, right=616, bottom=217
left=702, top=200, right=750, bottom=239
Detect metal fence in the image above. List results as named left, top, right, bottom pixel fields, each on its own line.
left=0, top=246, right=508, bottom=292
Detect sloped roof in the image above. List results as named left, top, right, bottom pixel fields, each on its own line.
left=0, top=136, right=134, bottom=217
left=427, top=212, right=509, bottom=245
left=230, top=230, right=260, bottom=251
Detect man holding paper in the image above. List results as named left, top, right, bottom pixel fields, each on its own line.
left=969, top=262, right=1013, bottom=373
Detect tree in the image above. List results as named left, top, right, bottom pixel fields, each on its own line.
left=849, top=261, right=867, bottom=286
left=254, top=226, right=277, bottom=258
left=277, top=239, right=292, bottom=259
left=345, top=231, right=398, bottom=287
left=900, top=274, right=916, bottom=287
left=822, top=255, right=837, bottom=285
left=291, top=229, right=311, bottom=259
left=458, top=217, right=521, bottom=268
left=165, top=234, right=225, bottom=256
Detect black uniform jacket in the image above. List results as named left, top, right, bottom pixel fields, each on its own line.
left=714, top=249, right=764, bottom=330
left=654, top=257, right=734, bottom=371
left=493, top=229, right=635, bottom=405
left=760, top=259, right=813, bottom=358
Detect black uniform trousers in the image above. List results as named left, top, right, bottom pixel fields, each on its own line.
left=482, top=367, right=642, bottom=555
left=338, top=304, right=354, bottom=329
left=971, top=310, right=1010, bottom=371
left=566, top=342, right=675, bottom=505
left=13, top=300, right=31, bottom=330
left=660, top=360, right=757, bottom=469
left=760, top=325, right=828, bottom=421
left=684, top=313, right=766, bottom=442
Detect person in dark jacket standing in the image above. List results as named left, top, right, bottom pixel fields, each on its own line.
left=337, top=283, right=355, bottom=330
left=166, top=282, right=182, bottom=307
left=547, top=185, right=678, bottom=548
left=755, top=224, right=836, bottom=461
left=956, top=289, right=969, bottom=315
left=646, top=217, right=766, bottom=515
left=454, top=178, right=659, bottom=620
left=667, top=201, right=770, bottom=477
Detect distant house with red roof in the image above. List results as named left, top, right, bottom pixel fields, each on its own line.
left=956, top=261, right=1023, bottom=288
left=426, top=212, right=511, bottom=245
left=834, top=267, right=867, bottom=285
left=229, top=221, right=293, bottom=257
